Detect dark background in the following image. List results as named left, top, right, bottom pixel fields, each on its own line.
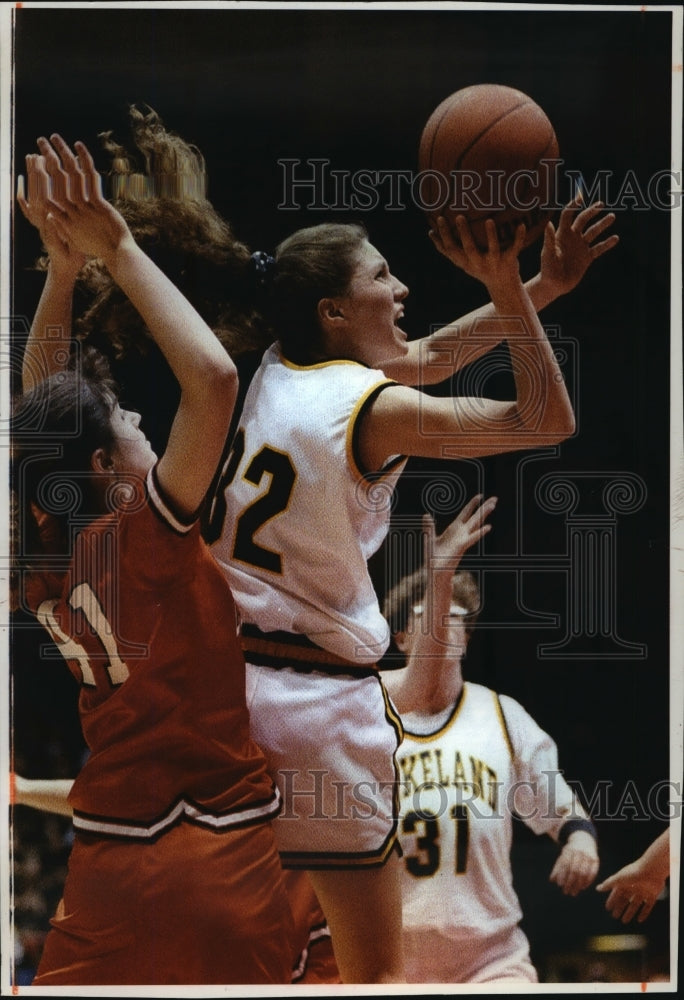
left=9, top=3, right=676, bottom=985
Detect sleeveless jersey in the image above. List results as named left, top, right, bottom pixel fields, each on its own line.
left=210, top=344, right=406, bottom=664
left=32, top=466, right=280, bottom=838
left=397, top=682, right=588, bottom=953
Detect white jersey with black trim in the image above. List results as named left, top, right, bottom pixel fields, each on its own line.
left=211, top=344, right=406, bottom=664
left=396, top=681, right=589, bottom=964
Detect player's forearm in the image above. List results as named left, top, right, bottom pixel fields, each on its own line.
left=385, top=274, right=559, bottom=388
left=22, top=264, right=75, bottom=392
left=385, top=579, right=459, bottom=714
left=524, top=271, right=567, bottom=312
left=432, top=270, right=557, bottom=349
left=104, top=241, right=237, bottom=396
left=497, top=279, right=575, bottom=441
left=422, top=568, right=454, bottom=627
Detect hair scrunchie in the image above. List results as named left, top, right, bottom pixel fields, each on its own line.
left=250, top=250, right=276, bottom=291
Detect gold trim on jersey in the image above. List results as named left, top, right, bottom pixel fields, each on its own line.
left=346, top=379, right=403, bottom=480
left=380, top=678, right=405, bottom=745
left=280, top=355, right=369, bottom=371
left=493, top=692, right=515, bottom=760
left=401, top=684, right=468, bottom=742
left=401, top=687, right=516, bottom=760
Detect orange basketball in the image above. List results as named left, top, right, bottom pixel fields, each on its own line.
left=418, top=84, right=559, bottom=251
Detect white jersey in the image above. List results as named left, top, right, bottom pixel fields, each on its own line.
left=211, top=344, right=405, bottom=664
left=396, top=681, right=589, bottom=982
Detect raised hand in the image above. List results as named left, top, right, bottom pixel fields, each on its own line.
left=38, top=134, right=133, bottom=264
left=539, top=195, right=619, bottom=296
left=429, top=214, right=526, bottom=291
left=17, top=143, right=86, bottom=276
left=424, top=494, right=497, bottom=572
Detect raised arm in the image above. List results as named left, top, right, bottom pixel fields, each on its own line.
left=361, top=218, right=576, bottom=469
left=40, top=134, right=238, bottom=517
left=382, top=497, right=496, bottom=714
left=17, top=147, right=87, bottom=392
left=383, top=198, right=618, bottom=387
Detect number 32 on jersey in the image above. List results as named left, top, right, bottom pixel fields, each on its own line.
left=206, top=428, right=296, bottom=572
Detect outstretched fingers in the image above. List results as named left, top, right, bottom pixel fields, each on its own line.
left=509, top=220, right=527, bottom=257
left=455, top=493, right=486, bottom=523
left=74, top=140, right=104, bottom=201
left=429, top=215, right=468, bottom=268
left=44, top=134, right=99, bottom=206
left=16, top=153, right=53, bottom=228
left=456, top=215, right=484, bottom=259
left=472, top=494, right=498, bottom=524
left=421, top=512, right=437, bottom=566
left=573, top=202, right=619, bottom=259
left=16, top=161, right=33, bottom=217
left=456, top=493, right=496, bottom=529
left=579, top=211, right=615, bottom=240
left=36, top=135, right=73, bottom=207
left=463, top=494, right=497, bottom=540
left=52, top=133, right=88, bottom=203
left=16, top=173, right=26, bottom=213
left=570, top=199, right=609, bottom=231
left=430, top=493, right=497, bottom=563
left=581, top=219, right=619, bottom=259
left=560, top=197, right=619, bottom=247
left=555, top=191, right=585, bottom=235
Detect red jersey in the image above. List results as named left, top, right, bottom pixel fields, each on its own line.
left=32, top=466, right=280, bottom=839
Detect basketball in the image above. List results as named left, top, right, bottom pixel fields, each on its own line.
left=418, top=84, right=559, bottom=251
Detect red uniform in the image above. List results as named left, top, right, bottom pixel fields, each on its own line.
left=30, top=466, right=294, bottom=985
left=285, top=871, right=342, bottom=984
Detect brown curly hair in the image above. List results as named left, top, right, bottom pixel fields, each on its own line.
left=44, top=105, right=272, bottom=360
